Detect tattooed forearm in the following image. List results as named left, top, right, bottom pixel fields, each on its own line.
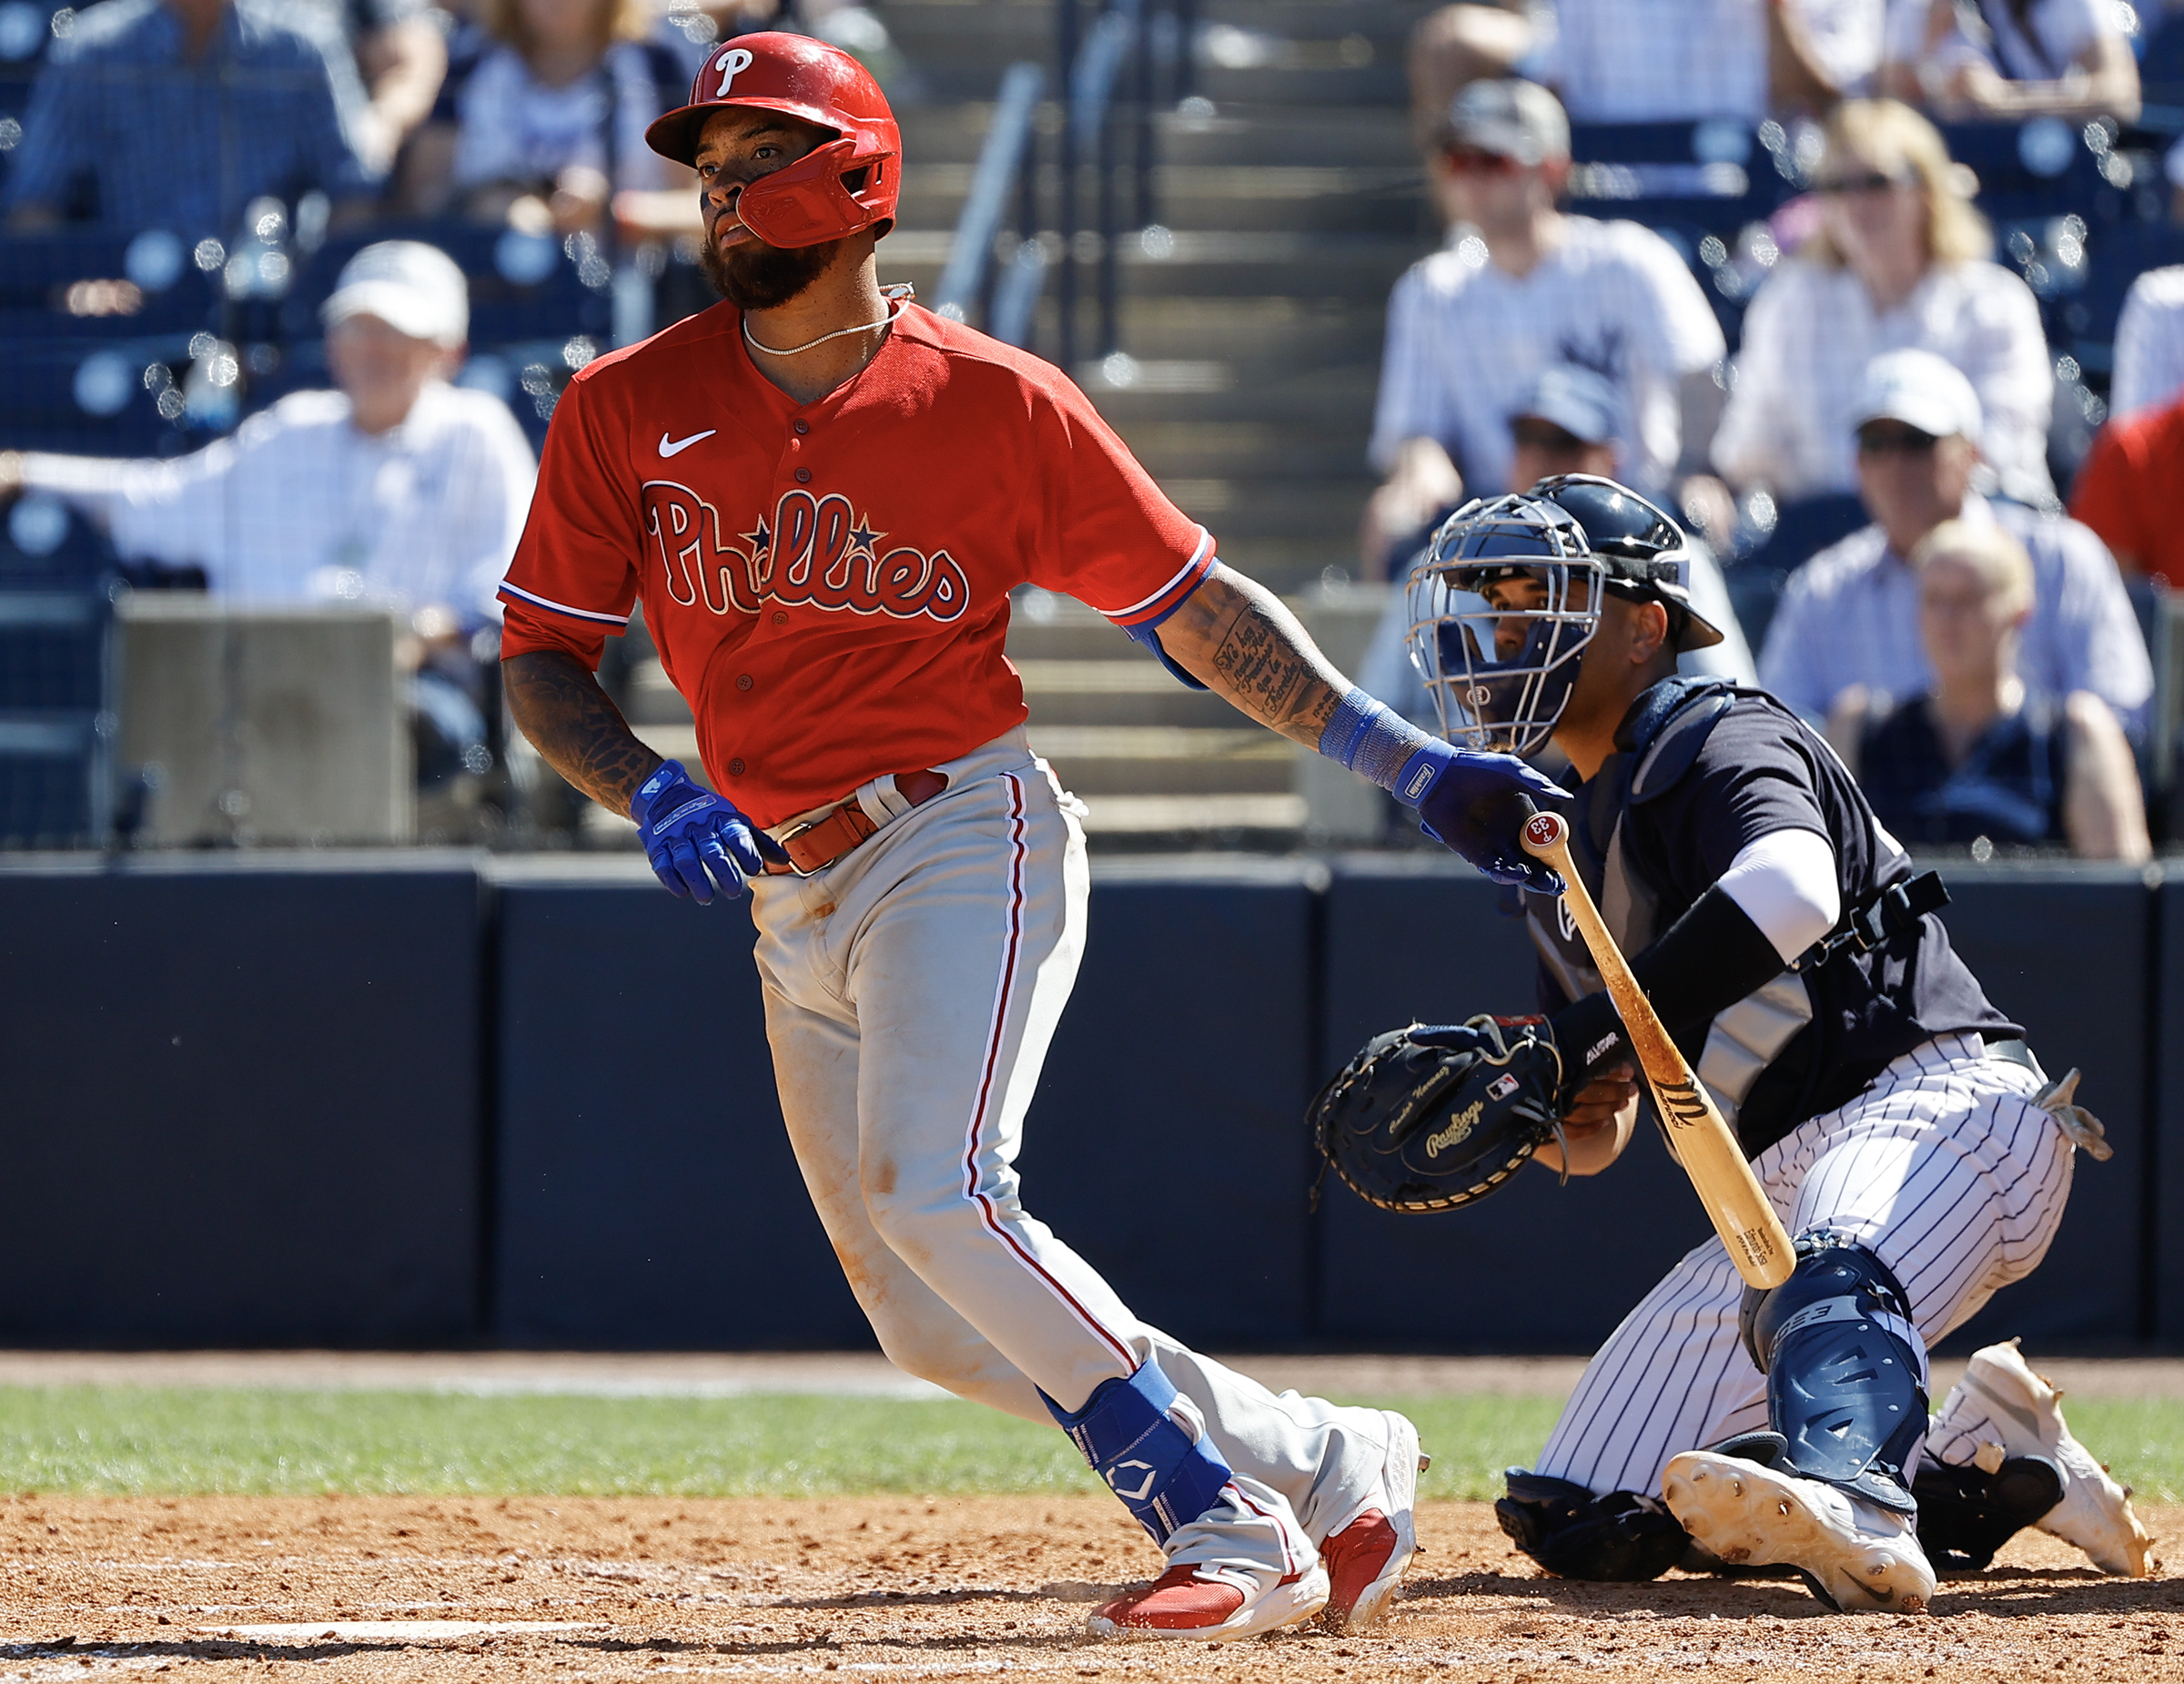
left=502, top=649, right=664, bottom=817
left=1155, top=565, right=1351, bottom=749
left=1211, top=604, right=1307, bottom=718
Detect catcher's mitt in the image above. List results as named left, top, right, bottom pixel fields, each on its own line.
left=1309, top=1015, right=1565, bottom=1213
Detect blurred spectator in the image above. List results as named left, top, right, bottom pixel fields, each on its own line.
left=401, top=0, right=684, bottom=232
left=1357, top=362, right=1757, bottom=724
left=2068, top=386, right=2184, bottom=584
left=1529, top=0, right=1885, bottom=123
left=2109, top=263, right=2184, bottom=418
left=1712, top=97, right=2053, bottom=504
left=0, top=242, right=533, bottom=621
left=1363, top=80, right=1726, bottom=575
left=1407, top=2, right=1538, bottom=148
left=653, top=0, right=790, bottom=76
left=1828, top=519, right=2149, bottom=858
left=308, top=0, right=451, bottom=174
left=1879, top=0, right=2142, bottom=123
left=2, top=0, right=379, bottom=235
left=1758, top=349, right=2149, bottom=732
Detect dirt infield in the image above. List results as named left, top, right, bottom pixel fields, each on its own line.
left=0, top=1494, right=2177, bottom=1682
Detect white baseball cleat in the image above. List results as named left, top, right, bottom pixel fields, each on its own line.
left=1663, top=1451, right=1936, bottom=1614
left=1934, top=1338, right=2153, bottom=1577
left=1319, top=1409, right=1422, bottom=1636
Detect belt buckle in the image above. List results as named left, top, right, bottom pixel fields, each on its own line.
left=771, top=809, right=834, bottom=878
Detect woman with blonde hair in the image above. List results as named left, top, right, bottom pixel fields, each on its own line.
left=404, top=0, right=684, bottom=232
left=1827, top=518, right=2149, bottom=860
left=1711, top=98, right=2054, bottom=506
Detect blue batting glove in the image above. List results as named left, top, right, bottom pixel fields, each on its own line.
left=629, top=759, right=789, bottom=905
left=1394, top=740, right=1572, bottom=894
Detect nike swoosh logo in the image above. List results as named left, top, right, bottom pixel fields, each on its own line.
left=1965, top=1373, right=2046, bottom=1439
left=659, top=430, right=716, bottom=458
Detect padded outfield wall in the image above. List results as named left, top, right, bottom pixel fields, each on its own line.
left=0, top=851, right=2166, bottom=1352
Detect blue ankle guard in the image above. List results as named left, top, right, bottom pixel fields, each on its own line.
left=1740, top=1233, right=1927, bottom=1515
left=1044, top=1360, right=1232, bottom=1545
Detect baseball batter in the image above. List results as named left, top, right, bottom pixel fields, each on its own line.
left=494, top=33, right=1564, bottom=1643
left=1400, top=477, right=2151, bottom=1611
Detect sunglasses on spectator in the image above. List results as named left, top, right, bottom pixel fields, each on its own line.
left=1816, top=169, right=1913, bottom=196
left=1512, top=420, right=1587, bottom=450
left=1856, top=422, right=1941, bottom=456
left=1443, top=147, right=1522, bottom=175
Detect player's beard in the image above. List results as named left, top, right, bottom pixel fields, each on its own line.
left=702, top=227, right=847, bottom=312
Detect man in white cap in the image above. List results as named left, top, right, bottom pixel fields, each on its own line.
left=1758, top=348, right=2148, bottom=734
left=0, top=240, right=534, bottom=623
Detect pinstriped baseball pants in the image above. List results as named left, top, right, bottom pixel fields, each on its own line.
left=749, top=727, right=1394, bottom=1555
left=1532, top=1033, right=2078, bottom=1501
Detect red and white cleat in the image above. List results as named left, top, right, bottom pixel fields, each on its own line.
left=1087, top=1562, right=1330, bottom=1642
left=1320, top=1411, right=1423, bottom=1635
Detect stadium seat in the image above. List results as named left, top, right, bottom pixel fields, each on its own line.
left=0, top=336, right=191, bottom=453
left=1937, top=119, right=2120, bottom=226
left=1564, top=118, right=1792, bottom=238
left=0, top=502, right=115, bottom=848
left=0, top=228, right=222, bottom=340
left=2138, top=5, right=2184, bottom=120
left=2060, top=221, right=2184, bottom=382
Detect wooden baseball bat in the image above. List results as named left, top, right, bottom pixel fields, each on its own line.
left=1519, top=806, right=1795, bottom=1290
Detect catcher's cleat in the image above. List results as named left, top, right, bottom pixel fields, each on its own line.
left=1663, top=1450, right=1936, bottom=1614
left=1931, top=1339, right=2152, bottom=1577
left=1087, top=1562, right=1329, bottom=1642
left=1319, top=1411, right=1421, bottom=1635
left=1913, top=1453, right=2064, bottom=1572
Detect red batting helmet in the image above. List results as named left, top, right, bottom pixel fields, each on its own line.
left=645, top=32, right=900, bottom=249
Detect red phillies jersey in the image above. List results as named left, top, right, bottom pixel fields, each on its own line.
left=500, top=300, right=1212, bottom=827
left=2068, top=393, right=2184, bottom=588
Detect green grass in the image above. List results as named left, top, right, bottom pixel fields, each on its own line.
left=0, top=1387, right=2175, bottom=1504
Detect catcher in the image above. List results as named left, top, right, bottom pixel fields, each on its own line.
left=1313, top=476, right=2151, bottom=1611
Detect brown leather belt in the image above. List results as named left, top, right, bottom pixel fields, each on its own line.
left=766, top=768, right=951, bottom=876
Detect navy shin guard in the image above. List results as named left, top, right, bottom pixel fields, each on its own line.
left=1738, top=1233, right=1927, bottom=1515
left=1044, top=1360, right=1232, bottom=1546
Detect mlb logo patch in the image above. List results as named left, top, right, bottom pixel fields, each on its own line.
left=1486, top=1074, right=1519, bottom=1101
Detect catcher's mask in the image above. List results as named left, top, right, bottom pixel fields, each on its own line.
left=646, top=32, right=899, bottom=249
left=1404, top=474, right=1724, bottom=756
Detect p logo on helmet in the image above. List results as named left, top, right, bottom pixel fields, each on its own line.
left=712, top=46, right=754, bottom=96
left=647, top=32, right=902, bottom=249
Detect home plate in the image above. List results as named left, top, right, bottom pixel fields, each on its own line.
left=200, top=1620, right=603, bottom=1640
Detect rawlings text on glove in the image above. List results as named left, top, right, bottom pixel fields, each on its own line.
left=1309, top=1015, right=1566, bottom=1213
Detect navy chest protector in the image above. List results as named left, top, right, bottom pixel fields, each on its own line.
left=1525, top=679, right=1944, bottom=1141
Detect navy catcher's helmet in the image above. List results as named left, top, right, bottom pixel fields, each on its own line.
left=1405, top=476, right=1723, bottom=756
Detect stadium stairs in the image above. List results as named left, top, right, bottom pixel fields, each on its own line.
left=616, top=1, right=1428, bottom=850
